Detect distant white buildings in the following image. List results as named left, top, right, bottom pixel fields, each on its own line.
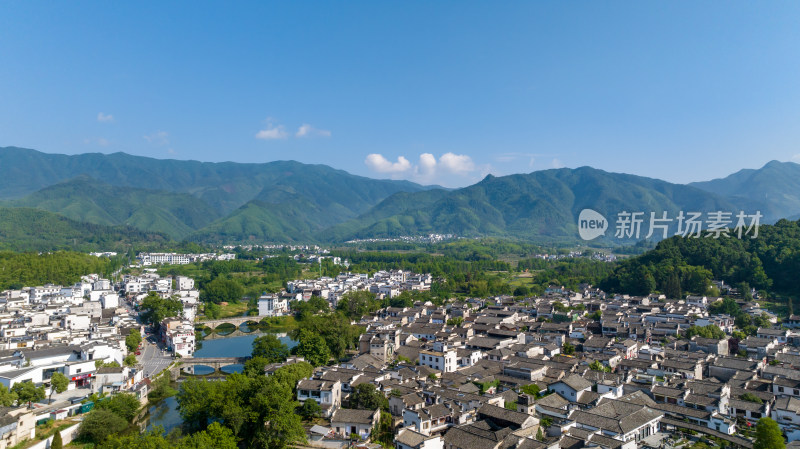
left=286, top=270, right=432, bottom=309
left=137, top=252, right=235, bottom=266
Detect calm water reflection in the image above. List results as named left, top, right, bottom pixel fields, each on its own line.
left=144, top=331, right=296, bottom=432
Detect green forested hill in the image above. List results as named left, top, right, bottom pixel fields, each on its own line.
left=600, top=218, right=800, bottom=298
left=0, top=207, right=170, bottom=251
left=2, top=146, right=799, bottom=246
left=325, top=167, right=738, bottom=243
left=0, top=147, right=430, bottom=213
left=12, top=176, right=220, bottom=239
left=690, top=160, right=800, bottom=223
left=0, top=146, right=433, bottom=242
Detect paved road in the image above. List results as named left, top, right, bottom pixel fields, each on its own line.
left=140, top=337, right=173, bottom=378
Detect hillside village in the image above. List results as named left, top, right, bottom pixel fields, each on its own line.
left=1, top=264, right=800, bottom=449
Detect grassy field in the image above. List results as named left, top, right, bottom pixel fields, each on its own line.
left=197, top=301, right=252, bottom=321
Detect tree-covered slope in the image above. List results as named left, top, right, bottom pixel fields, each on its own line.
left=600, top=218, right=800, bottom=298
left=0, top=147, right=430, bottom=214
left=0, top=251, right=124, bottom=290
left=326, top=167, right=739, bottom=243
left=0, top=207, right=170, bottom=251
left=690, top=160, right=800, bottom=222
left=13, top=176, right=220, bottom=239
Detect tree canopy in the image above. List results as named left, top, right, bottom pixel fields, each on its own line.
left=140, top=292, right=184, bottom=327
left=251, top=334, right=290, bottom=363
left=754, top=417, right=785, bottom=449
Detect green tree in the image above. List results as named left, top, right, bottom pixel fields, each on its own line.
left=349, top=384, right=388, bottom=410
left=176, top=378, right=217, bottom=431
left=51, top=430, right=63, bottom=449
left=124, top=354, right=138, bottom=367
left=140, top=292, right=183, bottom=327
left=446, top=316, right=464, bottom=326
left=95, top=393, right=141, bottom=422
left=252, top=334, right=290, bottom=362
left=754, top=417, right=785, bottom=449
left=243, top=356, right=271, bottom=377
left=298, top=399, right=322, bottom=421
left=269, top=362, right=314, bottom=390
left=336, top=290, right=379, bottom=320
left=78, top=409, right=128, bottom=444
left=100, top=428, right=173, bottom=449
left=521, top=384, right=540, bottom=396
left=292, top=296, right=329, bottom=321
left=740, top=393, right=764, bottom=404
left=0, top=384, right=17, bottom=407
left=95, top=360, right=121, bottom=369
left=562, top=342, right=575, bottom=355
left=125, top=329, right=142, bottom=352
left=739, top=281, right=754, bottom=301
left=295, top=329, right=331, bottom=367
left=148, top=373, right=176, bottom=402
left=683, top=325, right=726, bottom=340
left=204, top=302, right=221, bottom=319
left=588, top=360, right=610, bottom=372
left=665, top=272, right=682, bottom=300
left=291, top=313, right=362, bottom=360
left=374, top=411, right=394, bottom=447
left=11, top=380, right=45, bottom=407
left=203, top=277, right=245, bottom=304
left=181, top=422, right=238, bottom=449
left=49, top=372, right=69, bottom=403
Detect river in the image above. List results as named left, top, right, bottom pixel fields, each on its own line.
left=143, top=331, right=297, bottom=432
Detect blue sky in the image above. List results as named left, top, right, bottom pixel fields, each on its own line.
left=2, top=2, right=800, bottom=187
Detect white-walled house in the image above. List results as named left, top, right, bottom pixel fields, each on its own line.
left=258, top=294, right=288, bottom=317
left=549, top=374, right=592, bottom=402
left=330, top=408, right=380, bottom=440
left=395, top=428, right=443, bottom=449
left=297, top=379, right=342, bottom=417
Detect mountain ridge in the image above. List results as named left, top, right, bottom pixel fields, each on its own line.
left=2, top=146, right=799, bottom=247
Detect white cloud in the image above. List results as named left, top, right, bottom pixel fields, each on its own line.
left=97, top=112, right=114, bottom=122
left=792, top=153, right=800, bottom=163
left=439, top=152, right=475, bottom=174
left=551, top=158, right=564, bottom=169
left=296, top=123, right=331, bottom=138
left=256, top=124, right=288, bottom=140
left=365, top=152, right=482, bottom=186
left=365, top=154, right=412, bottom=173
left=417, top=153, right=437, bottom=177
left=143, top=131, right=169, bottom=145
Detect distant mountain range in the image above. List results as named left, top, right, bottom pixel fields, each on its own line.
left=1, top=146, right=799, bottom=249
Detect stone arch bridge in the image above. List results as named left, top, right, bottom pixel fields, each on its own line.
left=170, top=356, right=250, bottom=378
left=197, top=316, right=264, bottom=330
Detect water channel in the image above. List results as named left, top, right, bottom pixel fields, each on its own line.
left=143, top=329, right=297, bottom=432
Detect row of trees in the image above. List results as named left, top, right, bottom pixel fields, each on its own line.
left=0, top=250, right=124, bottom=290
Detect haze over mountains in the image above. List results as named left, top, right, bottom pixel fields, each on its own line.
left=2, top=146, right=799, bottom=248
